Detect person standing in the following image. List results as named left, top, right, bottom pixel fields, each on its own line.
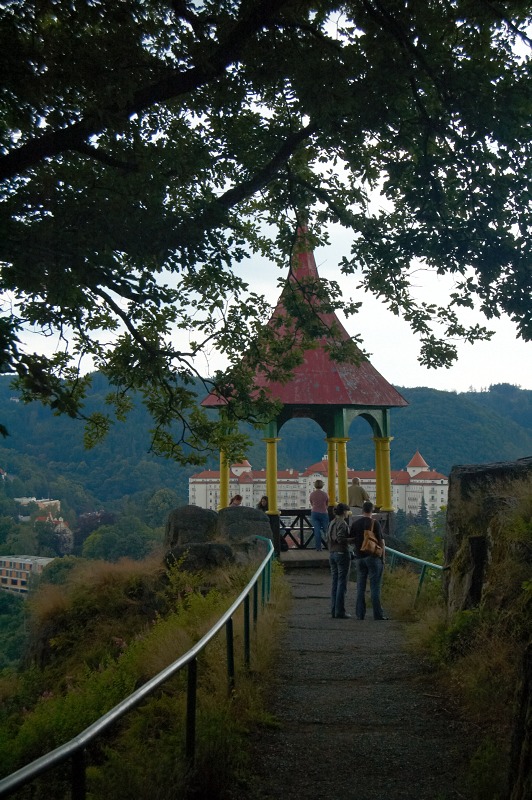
left=350, top=500, right=388, bottom=620
left=309, top=479, right=329, bottom=552
left=256, top=496, right=268, bottom=512
left=327, top=503, right=353, bottom=618
left=348, top=477, right=369, bottom=516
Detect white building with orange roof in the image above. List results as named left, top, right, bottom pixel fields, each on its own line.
left=189, top=460, right=302, bottom=510
left=346, top=451, right=447, bottom=519
left=189, top=450, right=447, bottom=519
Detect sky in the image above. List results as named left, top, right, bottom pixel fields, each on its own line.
left=192, top=222, right=532, bottom=395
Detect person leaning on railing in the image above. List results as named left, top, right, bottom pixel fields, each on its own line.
left=309, top=479, right=329, bottom=552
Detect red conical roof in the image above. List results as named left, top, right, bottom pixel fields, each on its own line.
left=203, top=228, right=408, bottom=409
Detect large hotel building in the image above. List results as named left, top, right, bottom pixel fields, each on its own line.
left=189, top=450, right=447, bottom=519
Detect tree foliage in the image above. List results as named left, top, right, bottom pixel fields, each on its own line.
left=0, top=591, right=27, bottom=670
left=81, top=516, right=159, bottom=561
left=1, top=1, right=531, bottom=462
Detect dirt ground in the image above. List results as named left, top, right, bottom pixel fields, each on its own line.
left=240, top=568, right=476, bottom=800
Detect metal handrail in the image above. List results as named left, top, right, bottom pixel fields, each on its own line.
left=385, top=546, right=444, bottom=606
left=0, top=537, right=274, bottom=799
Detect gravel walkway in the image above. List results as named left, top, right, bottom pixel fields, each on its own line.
left=243, top=568, right=474, bottom=800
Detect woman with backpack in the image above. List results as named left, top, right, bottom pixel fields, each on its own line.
left=327, top=502, right=354, bottom=619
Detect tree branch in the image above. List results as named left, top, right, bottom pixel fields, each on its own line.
left=0, top=0, right=293, bottom=181
left=160, top=120, right=319, bottom=250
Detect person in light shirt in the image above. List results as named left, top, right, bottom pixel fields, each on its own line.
left=309, top=479, right=329, bottom=552
left=348, top=477, right=369, bottom=516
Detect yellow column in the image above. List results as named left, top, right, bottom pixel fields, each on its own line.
left=219, top=451, right=230, bottom=510
left=264, top=438, right=280, bottom=515
left=336, top=438, right=349, bottom=505
left=326, top=438, right=337, bottom=505
left=374, top=438, right=383, bottom=508
left=374, top=436, right=394, bottom=511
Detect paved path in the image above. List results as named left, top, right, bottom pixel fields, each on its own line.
left=244, top=568, right=473, bottom=800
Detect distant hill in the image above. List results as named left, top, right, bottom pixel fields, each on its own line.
left=0, top=375, right=530, bottom=512
left=0, top=374, right=197, bottom=511
left=371, top=384, right=532, bottom=475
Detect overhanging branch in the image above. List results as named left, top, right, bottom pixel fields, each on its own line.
left=0, top=0, right=294, bottom=181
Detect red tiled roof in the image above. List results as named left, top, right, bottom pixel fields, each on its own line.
left=347, top=470, right=376, bottom=479
left=302, top=460, right=329, bottom=476
left=408, top=450, right=429, bottom=468
left=411, top=470, right=447, bottom=481
left=391, top=471, right=411, bottom=485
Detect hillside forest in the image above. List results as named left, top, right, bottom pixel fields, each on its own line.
left=0, top=373, right=529, bottom=562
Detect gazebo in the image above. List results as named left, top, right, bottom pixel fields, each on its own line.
left=202, top=228, right=408, bottom=545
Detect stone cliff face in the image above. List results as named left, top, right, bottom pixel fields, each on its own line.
left=443, top=456, right=532, bottom=800
left=444, top=456, right=532, bottom=614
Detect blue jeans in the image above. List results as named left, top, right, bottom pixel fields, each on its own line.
left=355, top=556, right=385, bottom=619
left=311, top=511, right=329, bottom=551
left=329, top=551, right=351, bottom=617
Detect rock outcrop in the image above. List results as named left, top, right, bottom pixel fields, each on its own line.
left=165, top=505, right=219, bottom=547
left=444, top=456, right=532, bottom=800
left=164, top=504, right=273, bottom=570
left=444, top=456, right=532, bottom=614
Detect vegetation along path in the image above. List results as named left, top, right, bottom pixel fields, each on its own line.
left=244, top=568, right=475, bottom=800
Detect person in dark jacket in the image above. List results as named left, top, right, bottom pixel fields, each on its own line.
left=327, top=502, right=354, bottom=619
left=350, top=501, right=388, bottom=620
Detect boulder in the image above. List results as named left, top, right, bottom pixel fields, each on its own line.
left=163, top=504, right=273, bottom=570
left=164, top=505, right=218, bottom=548
left=165, top=542, right=235, bottom=572
left=216, top=506, right=273, bottom=543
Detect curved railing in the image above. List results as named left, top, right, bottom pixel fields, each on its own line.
left=0, top=537, right=274, bottom=800
left=385, top=546, right=445, bottom=605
